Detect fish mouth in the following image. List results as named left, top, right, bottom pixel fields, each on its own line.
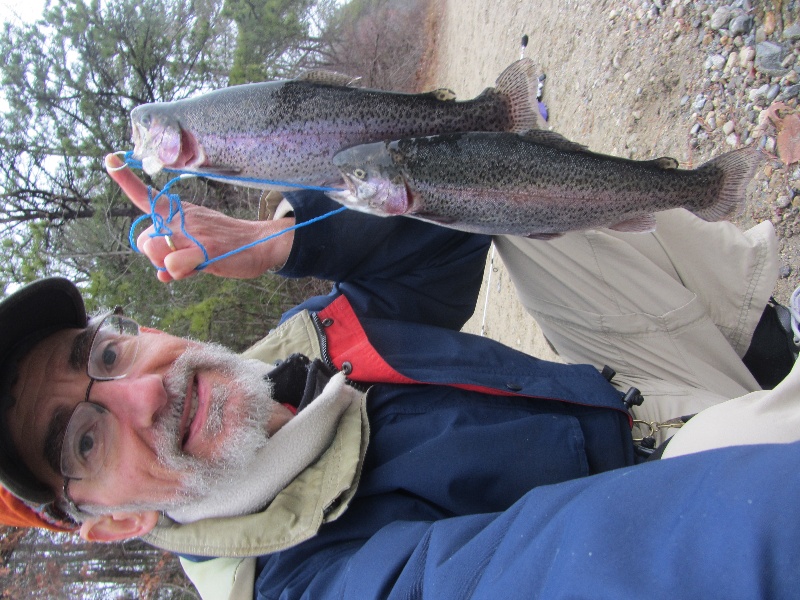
left=326, top=173, right=368, bottom=209
left=130, top=118, right=206, bottom=176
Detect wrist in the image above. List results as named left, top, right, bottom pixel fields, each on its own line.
left=256, top=217, right=296, bottom=274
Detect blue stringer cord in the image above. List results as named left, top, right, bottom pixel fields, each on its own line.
left=121, top=151, right=344, bottom=193
left=122, top=151, right=347, bottom=272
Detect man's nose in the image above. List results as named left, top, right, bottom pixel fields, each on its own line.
left=92, top=374, right=168, bottom=427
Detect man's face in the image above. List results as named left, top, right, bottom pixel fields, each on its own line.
left=6, top=324, right=293, bottom=515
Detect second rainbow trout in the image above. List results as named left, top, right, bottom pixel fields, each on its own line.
left=328, top=131, right=761, bottom=238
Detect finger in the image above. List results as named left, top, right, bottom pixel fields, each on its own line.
left=140, top=234, right=174, bottom=265
left=163, top=247, right=206, bottom=280
left=105, top=154, right=154, bottom=214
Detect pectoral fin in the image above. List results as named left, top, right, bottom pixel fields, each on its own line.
left=525, top=232, right=565, bottom=240
left=608, top=215, right=657, bottom=233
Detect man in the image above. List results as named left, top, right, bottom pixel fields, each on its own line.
left=0, top=153, right=797, bottom=599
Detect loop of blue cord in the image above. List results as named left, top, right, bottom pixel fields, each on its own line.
left=122, top=151, right=347, bottom=272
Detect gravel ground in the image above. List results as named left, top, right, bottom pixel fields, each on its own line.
left=426, top=0, right=799, bottom=359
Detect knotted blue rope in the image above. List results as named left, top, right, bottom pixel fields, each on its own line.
left=121, top=151, right=348, bottom=272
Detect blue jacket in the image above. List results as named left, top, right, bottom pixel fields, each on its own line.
left=219, top=192, right=800, bottom=598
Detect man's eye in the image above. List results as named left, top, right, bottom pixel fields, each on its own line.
left=78, top=431, right=95, bottom=459
left=100, top=343, right=118, bottom=368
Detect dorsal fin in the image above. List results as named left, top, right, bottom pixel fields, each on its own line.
left=641, top=157, right=679, bottom=170
left=519, top=130, right=589, bottom=152
left=295, top=70, right=361, bottom=87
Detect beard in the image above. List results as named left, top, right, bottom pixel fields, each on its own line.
left=78, top=341, right=278, bottom=517
left=156, top=342, right=277, bottom=503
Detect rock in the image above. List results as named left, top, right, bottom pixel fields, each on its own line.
left=691, top=122, right=702, bottom=135
left=767, top=83, right=781, bottom=102
left=749, top=83, right=770, bottom=102
left=779, top=84, right=800, bottom=101
left=723, top=120, right=736, bottom=135
left=726, top=132, right=739, bottom=146
left=779, top=264, right=793, bottom=278
left=755, top=41, right=790, bottom=76
left=784, top=70, right=800, bottom=85
left=709, top=6, right=732, bottom=31
left=739, top=45, right=756, bottom=67
left=777, top=195, right=792, bottom=208
left=764, top=11, right=776, bottom=36
left=694, top=94, right=707, bottom=111
left=730, top=14, right=754, bottom=36
left=725, top=51, right=739, bottom=73
left=705, top=54, right=727, bottom=70
left=783, top=23, right=800, bottom=41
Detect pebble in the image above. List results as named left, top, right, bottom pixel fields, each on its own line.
left=784, top=23, right=800, bottom=41
left=739, top=45, right=755, bottom=67
left=755, top=41, right=790, bottom=76
left=777, top=195, right=792, bottom=209
left=730, top=14, right=754, bottom=36
left=749, top=83, right=770, bottom=103
left=694, top=94, right=707, bottom=110
left=764, top=11, right=776, bottom=36
left=767, top=83, right=781, bottom=101
left=724, top=51, right=738, bottom=72
left=779, top=84, right=800, bottom=101
left=705, top=54, right=726, bottom=70
left=709, top=6, right=732, bottom=31
left=723, top=120, right=735, bottom=135
left=780, top=264, right=793, bottom=278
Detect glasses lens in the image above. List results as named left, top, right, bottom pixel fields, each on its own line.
left=87, top=315, right=140, bottom=380
left=60, top=402, right=111, bottom=480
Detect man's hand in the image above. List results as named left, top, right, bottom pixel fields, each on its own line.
left=105, top=154, right=295, bottom=282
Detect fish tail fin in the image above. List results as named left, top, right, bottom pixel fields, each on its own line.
left=691, top=146, right=763, bottom=221
left=494, top=58, right=544, bottom=132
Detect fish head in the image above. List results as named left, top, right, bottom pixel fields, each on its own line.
left=328, top=142, right=411, bottom=216
left=130, top=103, right=205, bottom=176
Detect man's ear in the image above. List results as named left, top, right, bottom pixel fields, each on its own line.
left=79, top=510, right=159, bottom=542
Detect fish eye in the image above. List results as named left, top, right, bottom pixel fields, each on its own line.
left=352, top=168, right=367, bottom=180
left=138, top=112, right=152, bottom=128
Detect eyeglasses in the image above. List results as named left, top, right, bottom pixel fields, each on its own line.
left=57, top=309, right=140, bottom=515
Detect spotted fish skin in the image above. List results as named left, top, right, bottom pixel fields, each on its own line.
left=130, top=60, right=541, bottom=190
left=329, top=130, right=761, bottom=237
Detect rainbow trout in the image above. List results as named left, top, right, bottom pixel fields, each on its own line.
left=130, top=60, right=542, bottom=190
left=328, top=131, right=761, bottom=238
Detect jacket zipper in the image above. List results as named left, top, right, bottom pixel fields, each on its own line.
left=310, top=311, right=337, bottom=373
